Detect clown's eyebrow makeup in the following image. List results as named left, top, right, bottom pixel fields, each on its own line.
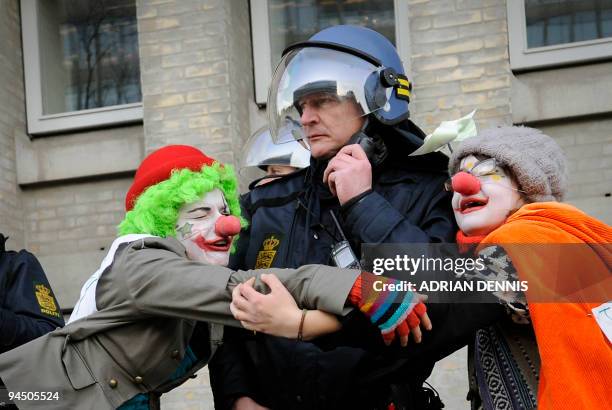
left=479, top=169, right=505, bottom=177
left=460, top=158, right=506, bottom=178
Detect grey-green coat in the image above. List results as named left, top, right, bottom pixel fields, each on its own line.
left=0, top=236, right=358, bottom=409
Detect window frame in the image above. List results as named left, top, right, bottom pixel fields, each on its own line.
left=507, top=0, right=612, bottom=71
left=249, top=0, right=411, bottom=106
left=20, top=0, right=143, bottom=136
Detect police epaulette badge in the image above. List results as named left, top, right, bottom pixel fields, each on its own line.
left=34, top=283, right=61, bottom=318
left=254, top=234, right=282, bottom=269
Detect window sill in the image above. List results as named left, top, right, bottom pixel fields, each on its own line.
left=27, top=103, right=143, bottom=136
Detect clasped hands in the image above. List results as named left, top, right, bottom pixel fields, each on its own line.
left=230, top=273, right=431, bottom=347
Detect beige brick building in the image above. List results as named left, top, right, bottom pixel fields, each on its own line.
left=1, top=0, right=611, bottom=409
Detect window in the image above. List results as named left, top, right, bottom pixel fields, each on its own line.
left=250, top=0, right=410, bottom=105
left=508, top=0, right=612, bottom=70
left=21, top=0, right=142, bottom=135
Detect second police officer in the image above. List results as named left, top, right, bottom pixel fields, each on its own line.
left=240, top=126, right=311, bottom=186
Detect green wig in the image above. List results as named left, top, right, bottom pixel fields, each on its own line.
left=118, top=163, right=245, bottom=238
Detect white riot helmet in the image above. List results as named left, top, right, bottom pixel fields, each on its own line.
left=240, top=126, right=311, bottom=176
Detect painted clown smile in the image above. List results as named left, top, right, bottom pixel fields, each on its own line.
left=194, top=235, right=233, bottom=252
left=459, top=197, right=489, bottom=214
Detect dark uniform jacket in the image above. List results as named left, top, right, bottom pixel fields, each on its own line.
left=0, top=234, right=64, bottom=409
left=209, top=151, right=503, bottom=409
left=0, top=234, right=64, bottom=354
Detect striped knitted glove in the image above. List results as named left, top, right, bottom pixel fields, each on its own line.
left=348, top=273, right=427, bottom=344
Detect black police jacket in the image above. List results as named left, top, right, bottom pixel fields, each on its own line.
left=235, top=152, right=455, bottom=271
left=209, top=153, right=504, bottom=409
left=0, top=234, right=64, bottom=356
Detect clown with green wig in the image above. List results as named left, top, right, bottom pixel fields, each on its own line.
left=0, top=145, right=429, bottom=410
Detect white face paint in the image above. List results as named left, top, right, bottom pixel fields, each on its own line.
left=452, top=155, right=526, bottom=236
left=175, top=189, right=232, bottom=266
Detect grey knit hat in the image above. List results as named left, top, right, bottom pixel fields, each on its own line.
left=448, top=126, right=568, bottom=203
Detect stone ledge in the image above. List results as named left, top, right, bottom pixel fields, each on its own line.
left=16, top=125, right=144, bottom=185
left=512, top=62, right=612, bottom=124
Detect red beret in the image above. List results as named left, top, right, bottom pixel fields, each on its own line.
left=125, top=145, right=216, bottom=211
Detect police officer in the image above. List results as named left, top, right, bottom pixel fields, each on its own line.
left=0, top=234, right=64, bottom=407
left=0, top=234, right=64, bottom=352
left=210, top=26, right=501, bottom=409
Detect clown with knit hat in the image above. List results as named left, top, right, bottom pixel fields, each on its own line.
left=0, top=145, right=430, bottom=410
left=447, top=126, right=612, bottom=410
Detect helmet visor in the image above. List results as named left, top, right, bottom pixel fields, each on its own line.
left=268, top=47, right=388, bottom=144
left=240, top=126, right=311, bottom=175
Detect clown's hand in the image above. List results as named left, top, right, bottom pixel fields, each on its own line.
left=230, top=275, right=302, bottom=339
left=348, top=272, right=431, bottom=346
left=230, top=275, right=342, bottom=340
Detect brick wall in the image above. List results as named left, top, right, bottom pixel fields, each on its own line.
left=408, top=0, right=512, bottom=133
left=22, top=177, right=133, bottom=307
left=225, top=0, right=254, bottom=180
left=16, top=125, right=143, bottom=306
left=24, top=179, right=129, bottom=255
left=407, top=1, right=611, bottom=226
left=137, top=0, right=252, bottom=174
left=0, top=0, right=25, bottom=249
left=540, top=118, right=612, bottom=223
left=136, top=2, right=254, bottom=406
left=511, top=62, right=612, bottom=224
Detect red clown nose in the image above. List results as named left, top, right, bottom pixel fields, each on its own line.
left=215, top=215, right=241, bottom=237
left=451, top=172, right=481, bottom=195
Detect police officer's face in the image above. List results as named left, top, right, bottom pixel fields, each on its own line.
left=298, top=92, right=365, bottom=159
left=175, top=189, right=234, bottom=266
left=255, top=165, right=299, bottom=187
left=267, top=164, right=298, bottom=177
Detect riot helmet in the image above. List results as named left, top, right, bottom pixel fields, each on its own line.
left=240, top=126, right=310, bottom=176
left=268, top=25, right=413, bottom=146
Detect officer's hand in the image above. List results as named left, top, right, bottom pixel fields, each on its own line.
left=230, top=274, right=302, bottom=339
left=323, top=144, right=372, bottom=205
